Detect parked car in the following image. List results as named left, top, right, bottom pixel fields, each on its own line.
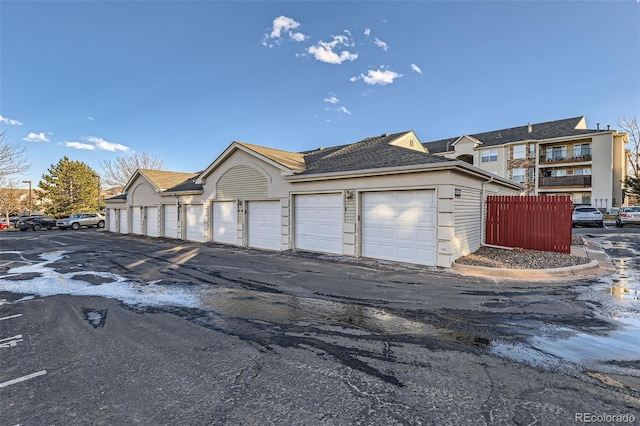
left=615, top=206, right=640, bottom=227
left=572, top=206, right=603, bottom=228
left=0, top=219, right=7, bottom=230
left=18, top=216, right=57, bottom=231
left=56, top=212, right=105, bottom=230
left=14, top=215, right=43, bottom=228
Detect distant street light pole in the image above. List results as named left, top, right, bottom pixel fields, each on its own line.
left=21, top=180, right=32, bottom=215
left=97, top=175, right=101, bottom=211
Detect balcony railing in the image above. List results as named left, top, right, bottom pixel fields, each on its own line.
left=538, top=175, right=592, bottom=187
left=540, top=151, right=592, bottom=164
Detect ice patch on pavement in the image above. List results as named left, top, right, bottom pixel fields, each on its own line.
left=0, top=251, right=200, bottom=308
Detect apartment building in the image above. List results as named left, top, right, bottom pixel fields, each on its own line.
left=423, top=116, right=629, bottom=210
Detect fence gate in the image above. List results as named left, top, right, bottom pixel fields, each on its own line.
left=485, top=195, right=573, bottom=254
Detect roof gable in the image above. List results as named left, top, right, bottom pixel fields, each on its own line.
left=123, top=169, right=196, bottom=193
left=196, top=141, right=304, bottom=184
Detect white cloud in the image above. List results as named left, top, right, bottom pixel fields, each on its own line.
left=65, top=136, right=130, bottom=152
left=270, top=16, right=300, bottom=38
left=23, top=132, right=50, bottom=142
left=290, top=32, right=306, bottom=42
left=352, top=68, right=403, bottom=85
left=337, top=106, right=351, bottom=115
left=307, top=34, right=358, bottom=64
left=0, top=114, right=23, bottom=126
left=67, top=141, right=95, bottom=150
left=411, top=64, right=423, bottom=75
left=324, top=96, right=340, bottom=104
left=263, top=16, right=307, bottom=47
left=364, top=28, right=370, bottom=37
left=85, top=116, right=95, bottom=121
left=85, top=136, right=130, bottom=152
left=374, top=38, right=389, bottom=51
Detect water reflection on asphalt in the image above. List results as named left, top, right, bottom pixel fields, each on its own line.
left=1, top=249, right=639, bottom=383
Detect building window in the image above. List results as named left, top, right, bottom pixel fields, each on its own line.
left=546, top=146, right=566, bottom=161
left=551, top=169, right=567, bottom=177
left=573, top=143, right=591, bottom=159
left=481, top=149, right=498, bottom=163
left=512, top=168, right=526, bottom=183
left=513, top=145, right=526, bottom=159
left=529, top=144, right=536, bottom=159
left=573, top=167, right=592, bottom=176
left=528, top=168, right=535, bottom=182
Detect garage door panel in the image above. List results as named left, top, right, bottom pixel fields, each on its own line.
left=108, top=209, right=116, bottom=232
left=163, top=205, right=178, bottom=238
left=213, top=201, right=237, bottom=245
left=119, top=210, right=129, bottom=234
left=186, top=205, right=206, bottom=242
left=131, top=208, right=142, bottom=235
left=362, top=190, right=435, bottom=266
left=294, top=194, right=342, bottom=255
left=248, top=201, right=281, bottom=251
left=146, top=207, right=159, bottom=238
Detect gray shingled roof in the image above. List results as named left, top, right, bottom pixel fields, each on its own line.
left=164, top=172, right=203, bottom=193
left=423, top=116, right=598, bottom=153
left=299, top=131, right=454, bottom=175
left=104, top=194, right=126, bottom=201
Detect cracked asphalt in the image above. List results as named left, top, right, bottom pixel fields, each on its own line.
left=0, top=229, right=638, bottom=425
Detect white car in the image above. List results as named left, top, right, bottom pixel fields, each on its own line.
left=572, top=206, right=603, bottom=228
left=615, top=206, right=640, bottom=227
left=57, top=213, right=105, bottom=230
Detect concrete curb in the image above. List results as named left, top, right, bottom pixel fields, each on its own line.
left=451, top=259, right=600, bottom=281
left=451, top=237, right=615, bottom=281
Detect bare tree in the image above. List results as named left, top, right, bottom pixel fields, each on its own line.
left=99, top=152, right=165, bottom=189
left=0, top=178, right=28, bottom=224
left=616, top=116, right=639, bottom=177
left=0, top=131, right=30, bottom=180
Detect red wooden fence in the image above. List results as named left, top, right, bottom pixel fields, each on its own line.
left=485, top=195, right=573, bottom=254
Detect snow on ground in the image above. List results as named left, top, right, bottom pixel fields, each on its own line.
left=0, top=251, right=200, bottom=308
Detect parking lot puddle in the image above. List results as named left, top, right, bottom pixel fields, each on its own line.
left=492, top=236, right=640, bottom=378
left=199, top=287, right=438, bottom=336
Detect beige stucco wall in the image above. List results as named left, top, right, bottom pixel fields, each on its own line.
left=591, top=133, right=615, bottom=210
left=612, top=134, right=627, bottom=207
left=106, top=149, right=521, bottom=267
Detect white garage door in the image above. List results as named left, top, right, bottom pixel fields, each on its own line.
left=131, top=208, right=143, bottom=235
left=146, top=207, right=159, bottom=238
left=361, top=190, right=436, bottom=266
left=185, top=204, right=206, bottom=242
left=163, top=204, right=178, bottom=239
left=248, top=200, right=281, bottom=251
left=119, top=209, right=129, bottom=234
left=294, top=193, right=343, bottom=255
left=108, top=208, right=116, bottom=232
left=213, top=201, right=238, bottom=245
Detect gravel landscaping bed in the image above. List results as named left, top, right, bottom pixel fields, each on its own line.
left=454, top=240, right=591, bottom=270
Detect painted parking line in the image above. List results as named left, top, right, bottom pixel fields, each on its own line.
left=0, top=334, right=24, bottom=348
left=0, top=314, right=22, bottom=321
left=0, top=370, right=47, bottom=389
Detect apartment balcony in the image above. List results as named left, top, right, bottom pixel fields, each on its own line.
left=539, top=151, right=592, bottom=165
left=538, top=175, right=592, bottom=188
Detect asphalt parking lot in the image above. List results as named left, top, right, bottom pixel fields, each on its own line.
left=0, top=228, right=638, bottom=425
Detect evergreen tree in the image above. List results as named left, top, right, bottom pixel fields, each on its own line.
left=37, top=157, right=100, bottom=217
left=624, top=175, right=640, bottom=199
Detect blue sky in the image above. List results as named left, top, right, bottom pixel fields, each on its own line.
left=1, top=0, right=639, bottom=188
